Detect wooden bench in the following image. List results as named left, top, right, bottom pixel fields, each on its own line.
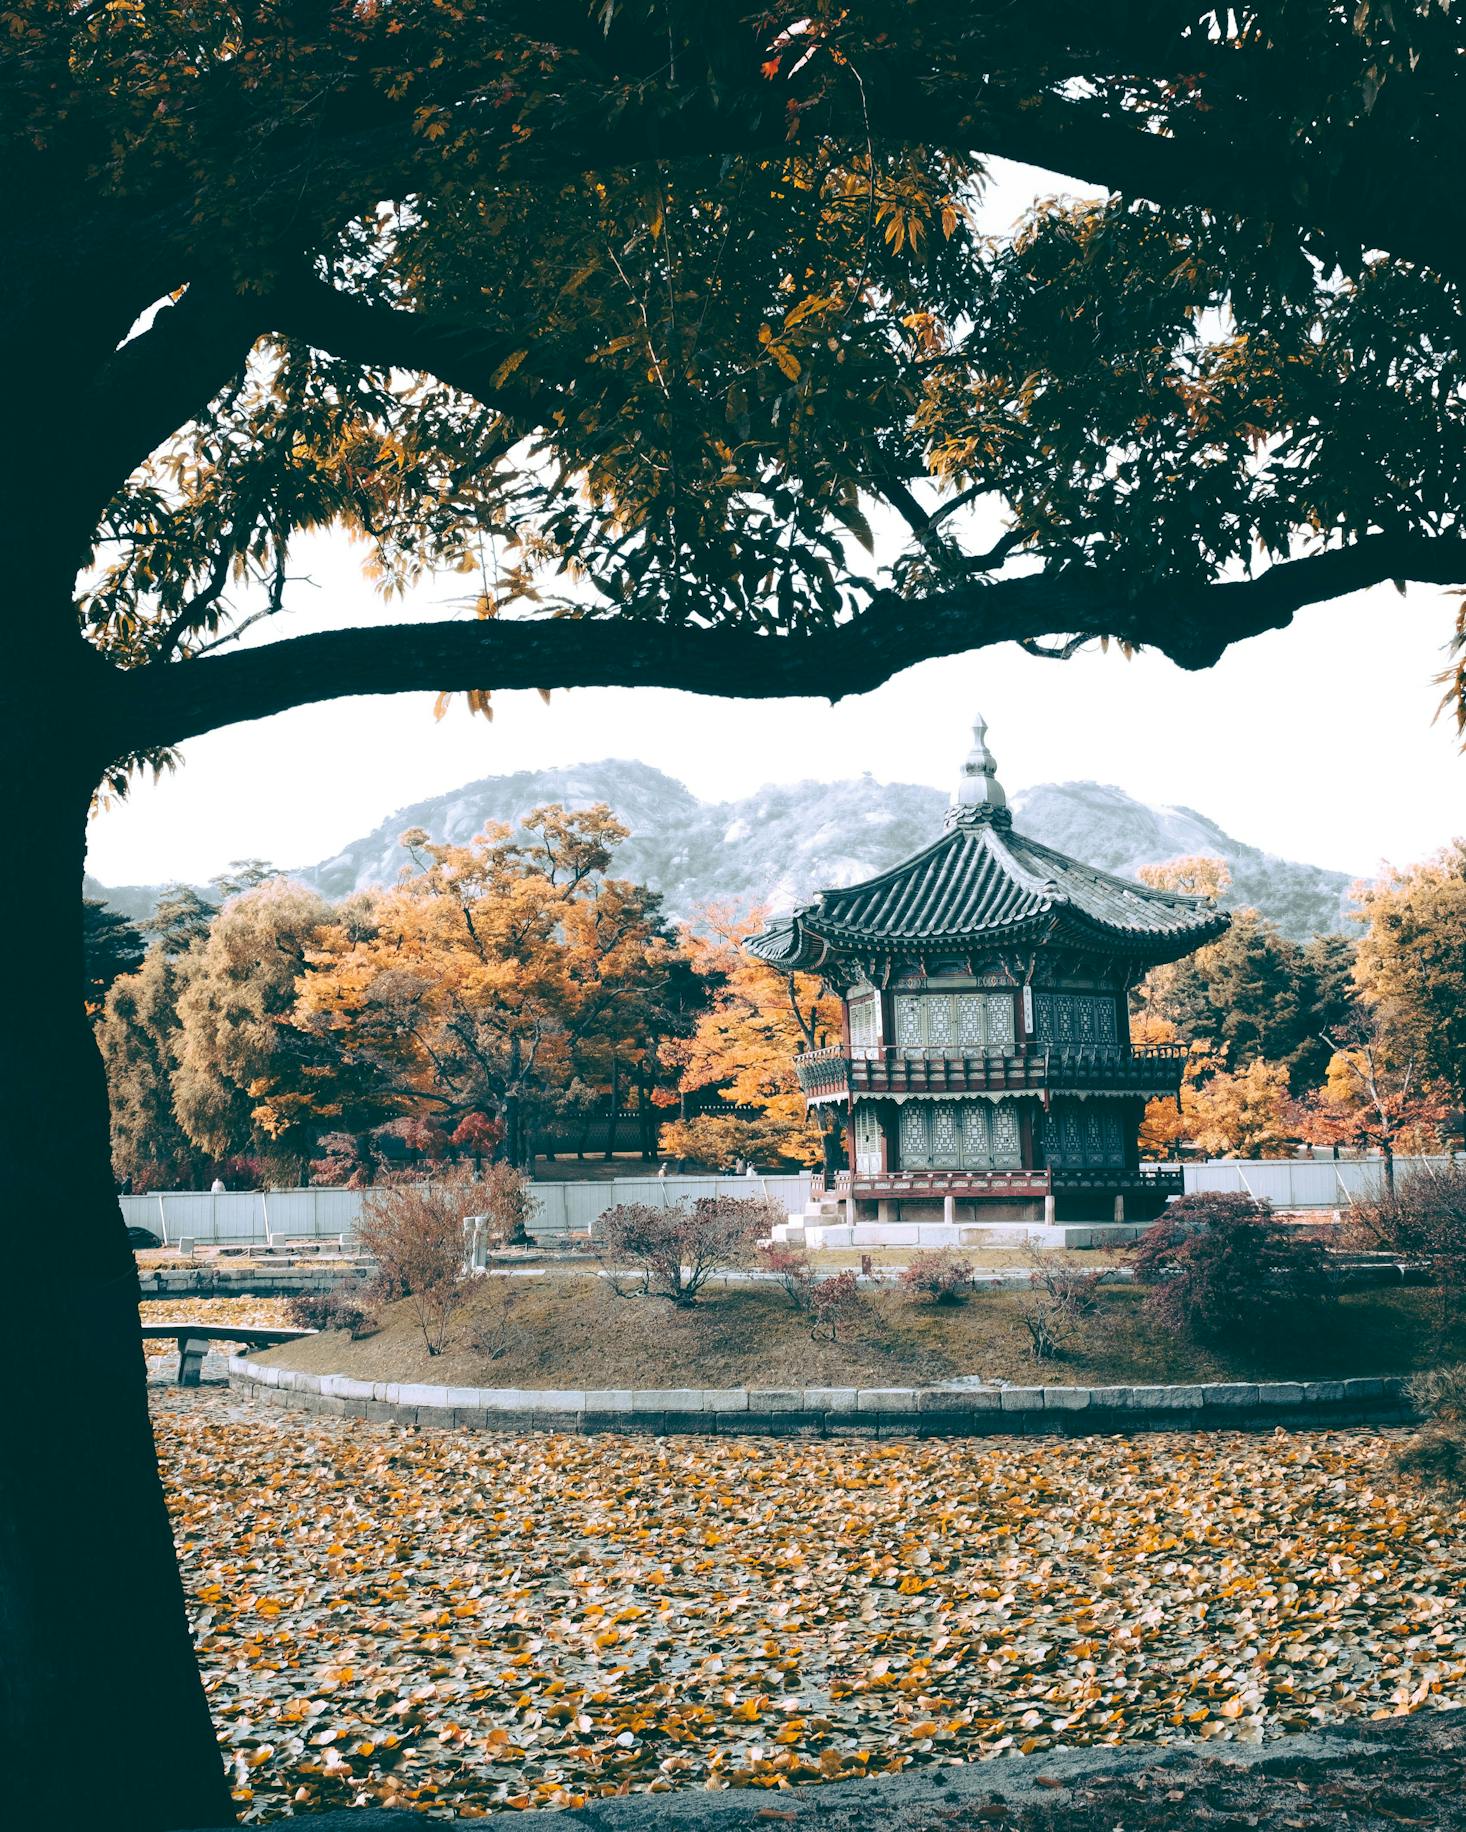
left=140, top=1324, right=313, bottom=1386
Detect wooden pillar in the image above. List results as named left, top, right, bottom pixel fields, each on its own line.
left=1043, top=1191, right=1056, bottom=1224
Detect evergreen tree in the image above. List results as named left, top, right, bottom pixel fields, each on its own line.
left=81, top=898, right=145, bottom=1019
left=97, top=948, right=204, bottom=1189
left=142, top=884, right=218, bottom=953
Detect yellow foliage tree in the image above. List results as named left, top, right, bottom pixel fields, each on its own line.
left=1183, top=1057, right=1294, bottom=1159
left=293, top=807, right=681, bottom=1167
left=660, top=905, right=842, bottom=1170
left=1352, top=841, right=1466, bottom=1116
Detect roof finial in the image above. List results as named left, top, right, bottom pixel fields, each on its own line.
left=949, top=711, right=1008, bottom=822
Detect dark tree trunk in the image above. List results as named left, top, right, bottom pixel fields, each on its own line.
left=637, top=1072, right=654, bottom=1161
left=604, top=1057, right=620, bottom=1160
left=0, top=755, right=232, bottom=1830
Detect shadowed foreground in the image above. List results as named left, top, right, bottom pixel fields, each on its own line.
left=179, top=1705, right=1466, bottom=1828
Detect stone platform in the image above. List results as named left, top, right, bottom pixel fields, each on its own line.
left=772, top=1217, right=1149, bottom=1250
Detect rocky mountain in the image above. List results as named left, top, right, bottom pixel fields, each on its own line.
left=88, top=761, right=1358, bottom=940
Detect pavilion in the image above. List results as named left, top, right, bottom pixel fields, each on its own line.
left=748, top=715, right=1229, bottom=1246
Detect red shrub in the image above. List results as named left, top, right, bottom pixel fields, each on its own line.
left=811, top=1269, right=864, bottom=1340
left=1134, top=1192, right=1335, bottom=1344
left=600, top=1193, right=780, bottom=1305
left=900, top=1248, right=974, bottom=1304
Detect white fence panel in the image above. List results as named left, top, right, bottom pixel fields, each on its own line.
left=121, top=1174, right=815, bottom=1246
left=1178, top=1155, right=1462, bottom=1208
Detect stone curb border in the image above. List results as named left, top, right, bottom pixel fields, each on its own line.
left=139, top=1268, right=371, bottom=1299
left=229, top=1357, right=1414, bottom=1438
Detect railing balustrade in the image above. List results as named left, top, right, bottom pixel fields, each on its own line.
left=794, top=1039, right=1187, bottom=1099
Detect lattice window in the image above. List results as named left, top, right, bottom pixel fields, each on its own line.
left=962, top=1101, right=991, bottom=1164
left=1035, top=994, right=1119, bottom=1046
left=900, top=1102, right=928, bottom=1164
left=991, top=1101, right=1022, bottom=1166
left=892, top=991, right=1017, bottom=1052
left=930, top=1102, right=961, bottom=1167
left=986, top=996, right=1016, bottom=1049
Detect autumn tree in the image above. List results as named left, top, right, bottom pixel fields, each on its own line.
left=9, top=3, right=1466, bottom=1822
left=1183, top=1055, right=1294, bottom=1159
left=661, top=905, right=843, bottom=1170
left=142, top=883, right=219, bottom=953
left=1290, top=1019, right=1454, bottom=1182
left=172, top=879, right=334, bottom=1176
left=98, top=945, right=208, bottom=1191
left=1354, top=843, right=1466, bottom=1118
left=1136, top=859, right=1359, bottom=1091
left=294, top=807, right=681, bottom=1167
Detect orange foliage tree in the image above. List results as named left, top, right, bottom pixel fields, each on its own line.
left=293, top=806, right=685, bottom=1167
left=660, top=905, right=842, bottom=1171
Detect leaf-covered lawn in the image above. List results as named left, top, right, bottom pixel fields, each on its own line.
left=152, top=1394, right=1466, bottom=1823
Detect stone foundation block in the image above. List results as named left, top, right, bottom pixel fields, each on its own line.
left=635, top=1388, right=702, bottom=1412
left=999, top=1388, right=1045, bottom=1412
left=1085, top=1387, right=1135, bottom=1409
left=396, top=1383, right=449, bottom=1409
left=1203, top=1384, right=1261, bottom=1408
left=857, top=1388, right=919, bottom=1411
left=803, top=1387, right=858, bottom=1411
left=583, top=1389, right=636, bottom=1412
left=919, top=1386, right=1002, bottom=1411
left=1130, top=1385, right=1203, bottom=1409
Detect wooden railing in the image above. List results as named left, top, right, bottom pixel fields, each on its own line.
left=847, top=1164, right=1183, bottom=1199
left=794, top=1041, right=1187, bottom=1101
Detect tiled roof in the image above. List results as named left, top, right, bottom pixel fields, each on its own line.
left=747, top=809, right=1228, bottom=967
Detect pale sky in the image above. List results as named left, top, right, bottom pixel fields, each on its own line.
left=85, top=533, right=1464, bottom=887
left=83, top=163, right=1466, bottom=890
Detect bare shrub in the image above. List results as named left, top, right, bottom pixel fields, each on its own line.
left=759, top=1241, right=816, bottom=1310
left=1399, top=1364, right=1466, bottom=1491
left=1349, top=1162, right=1466, bottom=1343
left=599, top=1193, right=780, bottom=1305
left=466, top=1278, right=524, bottom=1362
left=356, top=1168, right=479, bottom=1354
left=900, top=1248, right=974, bottom=1305
left=1134, top=1191, right=1335, bottom=1346
left=811, top=1269, right=864, bottom=1341
left=1013, top=1246, right=1102, bottom=1361
left=286, top=1287, right=378, bottom=1338
left=464, top=1162, right=538, bottom=1264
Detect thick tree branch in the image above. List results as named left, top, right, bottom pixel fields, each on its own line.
left=948, top=93, right=1465, bottom=287
left=259, top=272, right=572, bottom=422
left=104, top=533, right=1466, bottom=755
